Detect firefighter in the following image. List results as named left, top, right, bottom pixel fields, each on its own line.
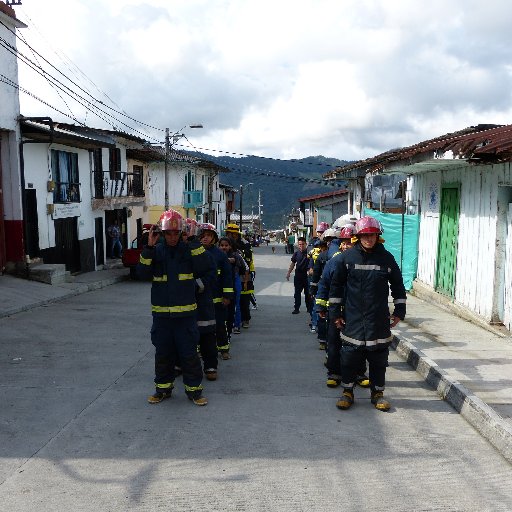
left=137, top=209, right=216, bottom=406
left=328, top=216, right=406, bottom=411
left=183, top=218, right=218, bottom=381
left=315, top=225, right=370, bottom=387
left=307, top=221, right=329, bottom=254
left=225, top=223, right=255, bottom=329
left=199, top=223, right=234, bottom=360
left=308, top=238, right=328, bottom=341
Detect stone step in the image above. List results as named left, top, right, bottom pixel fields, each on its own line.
left=28, top=263, right=72, bottom=285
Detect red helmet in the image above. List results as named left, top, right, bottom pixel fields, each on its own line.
left=184, top=218, right=199, bottom=237
left=198, top=222, right=219, bottom=242
left=355, top=216, right=383, bottom=235
left=316, top=221, right=330, bottom=233
left=159, top=209, right=183, bottom=231
left=339, top=225, right=356, bottom=239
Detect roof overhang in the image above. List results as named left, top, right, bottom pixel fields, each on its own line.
left=379, top=158, right=470, bottom=175
left=0, top=4, right=27, bottom=28
left=20, top=118, right=116, bottom=149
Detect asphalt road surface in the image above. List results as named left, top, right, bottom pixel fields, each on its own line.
left=1, top=244, right=511, bottom=511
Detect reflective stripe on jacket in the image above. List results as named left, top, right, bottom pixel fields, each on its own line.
left=136, top=240, right=216, bottom=318
left=328, top=242, right=406, bottom=350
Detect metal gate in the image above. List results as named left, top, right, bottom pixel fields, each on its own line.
left=435, top=186, right=460, bottom=297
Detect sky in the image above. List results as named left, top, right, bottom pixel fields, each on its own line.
left=11, top=0, right=512, bottom=162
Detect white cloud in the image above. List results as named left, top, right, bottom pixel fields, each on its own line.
left=12, top=0, right=512, bottom=161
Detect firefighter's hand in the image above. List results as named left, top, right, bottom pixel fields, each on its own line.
left=223, top=298, right=231, bottom=306
left=243, top=282, right=248, bottom=291
left=286, top=273, right=290, bottom=281
left=318, top=311, right=326, bottom=319
left=334, top=317, right=345, bottom=328
left=390, top=315, right=401, bottom=328
left=148, top=226, right=161, bottom=247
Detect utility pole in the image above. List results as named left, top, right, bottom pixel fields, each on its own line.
left=258, top=189, right=262, bottom=237
left=164, top=128, right=170, bottom=211
left=239, top=184, right=243, bottom=230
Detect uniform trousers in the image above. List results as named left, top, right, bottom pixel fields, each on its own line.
left=340, top=344, right=388, bottom=391
left=215, top=303, right=230, bottom=353
left=151, top=316, right=203, bottom=397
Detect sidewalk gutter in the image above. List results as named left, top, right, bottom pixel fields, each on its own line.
left=391, top=334, right=512, bottom=464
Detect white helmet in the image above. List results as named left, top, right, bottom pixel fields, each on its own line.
left=321, top=228, right=338, bottom=240
left=332, top=214, right=358, bottom=230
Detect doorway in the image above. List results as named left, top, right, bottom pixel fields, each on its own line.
left=54, top=217, right=80, bottom=272
left=24, top=189, right=40, bottom=259
left=95, top=217, right=104, bottom=267
left=435, top=185, right=460, bottom=297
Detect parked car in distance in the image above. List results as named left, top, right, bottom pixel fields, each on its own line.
left=122, top=224, right=152, bottom=279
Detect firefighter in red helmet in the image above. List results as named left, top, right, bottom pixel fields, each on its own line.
left=328, top=216, right=406, bottom=411
left=137, top=209, right=216, bottom=406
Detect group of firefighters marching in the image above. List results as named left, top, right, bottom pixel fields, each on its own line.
left=292, top=214, right=407, bottom=412
left=137, top=209, right=255, bottom=406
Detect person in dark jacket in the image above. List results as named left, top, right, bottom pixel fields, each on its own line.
left=183, top=218, right=218, bottom=381
left=199, top=224, right=234, bottom=361
left=286, top=237, right=312, bottom=315
left=137, top=209, right=216, bottom=406
left=328, top=216, right=406, bottom=411
left=315, top=225, right=369, bottom=389
left=225, top=224, right=255, bottom=329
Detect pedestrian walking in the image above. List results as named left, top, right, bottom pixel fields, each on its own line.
left=328, top=216, right=406, bottom=411
left=286, top=237, right=312, bottom=315
left=137, top=209, right=215, bottom=406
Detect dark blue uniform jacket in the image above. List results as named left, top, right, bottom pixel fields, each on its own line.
left=328, top=242, right=406, bottom=350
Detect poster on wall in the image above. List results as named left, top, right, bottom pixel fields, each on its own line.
left=52, top=203, right=81, bottom=219
left=426, top=180, right=440, bottom=217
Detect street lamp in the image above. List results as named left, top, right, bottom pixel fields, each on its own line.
left=164, top=124, right=203, bottom=210
left=239, top=182, right=253, bottom=233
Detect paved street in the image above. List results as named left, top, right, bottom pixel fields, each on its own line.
left=1, top=246, right=512, bottom=511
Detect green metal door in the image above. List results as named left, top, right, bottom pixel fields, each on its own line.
left=435, top=186, right=459, bottom=297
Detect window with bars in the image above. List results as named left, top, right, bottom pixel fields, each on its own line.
left=51, top=149, right=80, bottom=203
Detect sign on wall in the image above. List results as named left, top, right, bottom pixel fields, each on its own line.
left=52, top=203, right=81, bottom=219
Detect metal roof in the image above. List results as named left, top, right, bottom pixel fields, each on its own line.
left=324, top=124, right=512, bottom=179
left=20, top=118, right=116, bottom=149
left=297, top=189, right=348, bottom=202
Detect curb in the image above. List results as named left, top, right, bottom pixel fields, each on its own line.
left=391, top=334, right=512, bottom=464
left=0, top=274, right=128, bottom=319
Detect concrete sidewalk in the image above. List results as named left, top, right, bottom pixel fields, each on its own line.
left=0, top=247, right=511, bottom=464
left=0, top=263, right=129, bottom=319
left=393, top=294, right=512, bottom=463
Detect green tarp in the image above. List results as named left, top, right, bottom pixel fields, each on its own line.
left=363, top=208, right=420, bottom=291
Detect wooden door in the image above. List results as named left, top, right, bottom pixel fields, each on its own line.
left=54, top=217, right=80, bottom=272
left=435, top=186, right=460, bottom=297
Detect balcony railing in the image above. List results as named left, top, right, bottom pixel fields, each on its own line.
left=93, top=171, right=144, bottom=199
left=183, top=190, right=203, bottom=208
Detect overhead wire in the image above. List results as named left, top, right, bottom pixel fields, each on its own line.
left=2, top=14, right=348, bottom=179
